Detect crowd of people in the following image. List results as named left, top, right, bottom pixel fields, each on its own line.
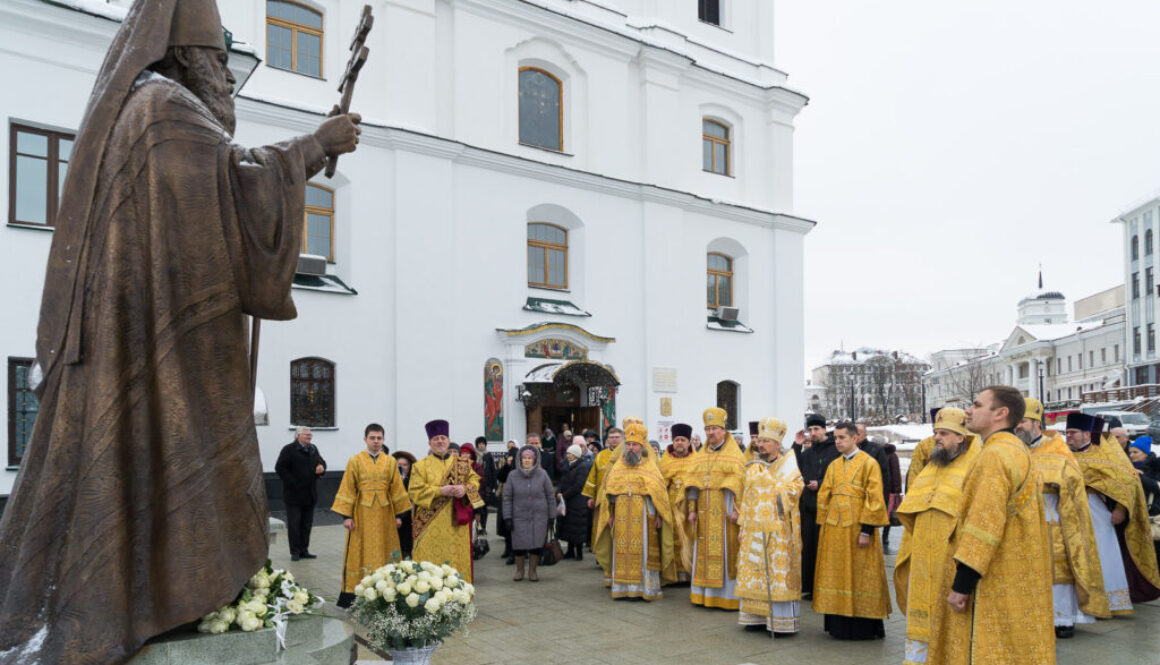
left=276, top=385, right=1160, bottom=663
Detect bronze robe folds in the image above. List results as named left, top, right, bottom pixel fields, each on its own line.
left=0, top=77, right=323, bottom=665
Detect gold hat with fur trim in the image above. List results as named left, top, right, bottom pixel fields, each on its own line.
left=757, top=417, right=787, bottom=443
left=703, top=407, right=728, bottom=429
left=1024, top=398, right=1044, bottom=423
left=933, top=407, right=970, bottom=438
left=625, top=422, right=649, bottom=445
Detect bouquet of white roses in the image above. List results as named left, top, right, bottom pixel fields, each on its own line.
left=348, top=560, right=477, bottom=652
left=197, top=560, right=323, bottom=641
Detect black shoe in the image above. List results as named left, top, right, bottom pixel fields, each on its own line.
left=574, top=548, right=583, bottom=561
left=774, top=632, right=796, bottom=639
left=506, top=554, right=515, bottom=565
left=300, top=552, right=318, bottom=559
left=743, top=625, right=765, bottom=633
left=291, top=554, right=300, bottom=561
left=1055, top=626, right=1075, bottom=639
left=801, top=591, right=812, bottom=600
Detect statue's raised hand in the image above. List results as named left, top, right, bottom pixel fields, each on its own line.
left=315, top=113, right=362, bottom=157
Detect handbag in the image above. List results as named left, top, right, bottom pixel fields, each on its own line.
left=452, top=498, right=475, bottom=526
left=473, top=534, right=490, bottom=560
left=540, top=524, right=564, bottom=566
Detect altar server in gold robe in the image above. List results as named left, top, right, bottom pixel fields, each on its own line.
left=593, top=423, right=677, bottom=600
left=814, top=421, right=891, bottom=639
left=409, top=419, right=483, bottom=583
left=685, top=407, right=747, bottom=610
left=332, top=423, right=412, bottom=607
left=1017, top=399, right=1109, bottom=637
left=659, top=422, right=700, bottom=583
left=893, top=408, right=981, bottom=664
left=583, top=427, right=624, bottom=545
left=945, top=386, right=1054, bottom=665
left=736, top=417, right=804, bottom=636
left=1066, top=411, right=1160, bottom=613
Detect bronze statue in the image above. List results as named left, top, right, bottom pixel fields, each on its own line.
left=0, top=1, right=360, bottom=663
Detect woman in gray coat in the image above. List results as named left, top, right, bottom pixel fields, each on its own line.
left=502, top=446, right=556, bottom=581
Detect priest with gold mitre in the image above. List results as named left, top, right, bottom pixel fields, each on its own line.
left=893, top=408, right=981, bottom=663
left=685, top=407, right=748, bottom=610
left=593, top=423, right=677, bottom=600
left=735, top=417, right=804, bottom=637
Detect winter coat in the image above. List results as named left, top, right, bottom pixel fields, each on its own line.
left=796, top=435, right=839, bottom=513
left=858, top=438, right=892, bottom=504
left=557, top=457, right=592, bottom=544
left=502, top=446, right=556, bottom=551
left=274, top=441, right=327, bottom=506
left=883, top=443, right=902, bottom=495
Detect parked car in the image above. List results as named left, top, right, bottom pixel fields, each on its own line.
left=1095, top=411, right=1150, bottom=439
left=1147, top=417, right=1160, bottom=442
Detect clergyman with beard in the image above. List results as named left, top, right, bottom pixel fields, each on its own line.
left=892, top=408, right=981, bottom=663
left=0, top=2, right=361, bottom=664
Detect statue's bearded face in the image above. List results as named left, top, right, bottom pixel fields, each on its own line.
left=182, top=47, right=237, bottom=135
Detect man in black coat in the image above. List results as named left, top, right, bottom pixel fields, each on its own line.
left=476, top=436, right=499, bottom=534
left=794, top=413, right=839, bottom=598
left=855, top=424, right=892, bottom=507
left=275, top=426, right=327, bottom=561
left=527, top=432, right=556, bottom=484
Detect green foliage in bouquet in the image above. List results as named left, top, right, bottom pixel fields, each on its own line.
left=348, top=560, right=477, bottom=651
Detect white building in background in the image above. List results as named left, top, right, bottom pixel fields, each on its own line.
left=923, top=284, right=1125, bottom=413
left=0, top=0, right=813, bottom=499
left=1114, top=196, right=1160, bottom=387
left=810, top=348, right=929, bottom=423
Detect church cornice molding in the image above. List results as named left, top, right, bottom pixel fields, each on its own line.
left=234, top=95, right=818, bottom=235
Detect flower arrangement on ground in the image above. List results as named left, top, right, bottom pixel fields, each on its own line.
left=197, top=560, right=323, bottom=636
left=348, top=559, right=477, bottom=653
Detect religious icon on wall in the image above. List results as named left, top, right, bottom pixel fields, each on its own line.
left=601, top=385, right=617, bottom=433
left=524, top=338, right=587, bottom=360
left=484, top=358, right=504, bottom=440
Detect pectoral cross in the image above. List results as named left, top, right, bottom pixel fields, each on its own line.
left=324, top=4, right=374, bottom=178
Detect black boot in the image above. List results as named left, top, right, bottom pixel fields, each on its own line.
left=574, top=545, right=583, bottom=561
left=1055, top=626, right=1075, bottom=639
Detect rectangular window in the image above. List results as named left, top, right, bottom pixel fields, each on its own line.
left=1133, top=273, right=1140, bottom=300
left=1134, top=327, right=1142, bottom=355
left=698, top=0, right=721, bottom=25
left=1068, top=356, right=1073, bottom=372
left=1116, top=344, right=1120, bottom=362
left=1078, top=354, right=1083, bottom=370
left=1056, top=358, right=1062, bottom=374
left=1148, top=268, right=1154, bottom=297
left=303, top=183, right=334, bottom=261
left=9, top=123, right=74, bottom=227
left=266, top=0, right=324, bottom=78
left=8, top=358, right=38, bottom=466
left=1149, top=324, right=1155, bottom=352
left=1102, top=348, right=1107, bottom=363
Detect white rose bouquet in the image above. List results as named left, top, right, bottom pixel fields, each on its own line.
left=348, top=560, right=477, bottom=652
left=197, top=559, right=323, bottom=644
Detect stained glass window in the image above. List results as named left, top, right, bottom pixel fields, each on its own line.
left=519, top=68, right=563, bottom=151
left=266, top=1, right=323, bottom=78
left=291, top=358, right=335, bottom=427
left=8, top=358, right=38, bottom=466
left=527, top=223, right=568, bottom=289
left=10, top=124, right=74, bottom=226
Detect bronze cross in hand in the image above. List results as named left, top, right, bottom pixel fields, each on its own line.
left=325, top=4, right=374, bottom=178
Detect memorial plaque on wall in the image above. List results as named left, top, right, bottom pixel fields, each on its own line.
left=652, top=367, right=677, bottom=393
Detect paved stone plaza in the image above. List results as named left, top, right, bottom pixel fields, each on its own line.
left=277, top=523, right=1160, bottom=665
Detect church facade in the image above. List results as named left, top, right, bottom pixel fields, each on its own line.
left=0, top=0, right=812, bottom=498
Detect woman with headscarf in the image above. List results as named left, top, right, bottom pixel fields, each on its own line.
left=558, top=437, right=592, bottom=560
left=392, top=451, right=418, bottom=559
left=502, top=446, right=556, bottom=581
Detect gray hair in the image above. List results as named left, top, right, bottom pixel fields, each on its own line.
left=295, top=426, right=312, bottom=436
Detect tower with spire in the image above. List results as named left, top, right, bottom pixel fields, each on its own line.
left=1017, top=268, right=1066, bottom=325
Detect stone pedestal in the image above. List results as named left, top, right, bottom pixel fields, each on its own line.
left=269, top=516, right=286, bottom=549
left=128, top=616, right=354, bottom=665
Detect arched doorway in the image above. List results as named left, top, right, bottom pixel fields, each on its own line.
left=520, top=360, right=620, bottom=438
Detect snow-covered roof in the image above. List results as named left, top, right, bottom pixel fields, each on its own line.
left=43, top=0, right=128, bottom=21
left=818, top=347, right=927, bottom=368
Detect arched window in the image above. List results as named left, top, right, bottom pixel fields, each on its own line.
left=266, top=1, right=323, bottom=78
left=702, top=119, right=730, bottom=175
left=707, top=252, right=733, bottom=308
left=716, top=380, right=738, bottom=430
left=1147, top=229, right=1154, bottom=256
left=303, top=183, right=334, bottom=261
left=290, top=357, right=335, bottom=427
left=518, top=68, right=563, bottom=151
left=527, top=223, right=568, bottom=289
left=1132, top=234, right=1139, bottom=259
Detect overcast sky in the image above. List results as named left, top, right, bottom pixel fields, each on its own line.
left=775, top=1, right=1160, bottom=374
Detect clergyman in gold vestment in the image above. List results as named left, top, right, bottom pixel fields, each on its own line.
left=736, top=418, right=804, bottom=636
left=593, top=423, right=677, bottom=600
left=945, top=387, right=1054, bottom=665
left=685, top=407, right=747, bottom=610
left=332, top=424, right=412, bottom=608
left=813, top=421, right=891, bottom=640
left=1016, top=399, right=1108, bottom=637
left=409, top=419, right=483, bottom=583
left=894, top=408, right=981, bottom=664
left=659, top=422, right=700, bottom=583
